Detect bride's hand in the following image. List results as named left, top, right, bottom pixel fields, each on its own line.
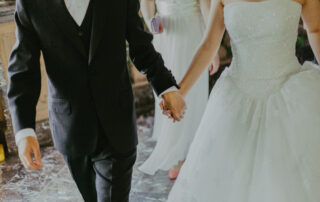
left=209, top=54, right=220, bottom=75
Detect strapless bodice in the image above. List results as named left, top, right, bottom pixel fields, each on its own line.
left=156, top=0, right=200, bottom=16
left=224, top=0, right=302, bottom=79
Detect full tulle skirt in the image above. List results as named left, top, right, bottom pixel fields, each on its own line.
left=168, top=62, right=320, bottom=202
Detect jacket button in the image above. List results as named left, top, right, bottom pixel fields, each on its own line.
left=78, top=31, right=84, bottom=36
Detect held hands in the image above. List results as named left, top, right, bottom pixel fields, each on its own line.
left=160, top=91, right=186, bottom=122
left=18, top=136, right=43, bottom=170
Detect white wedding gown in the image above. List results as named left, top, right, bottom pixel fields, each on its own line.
left=139, top=0, right=208, bottom=174
left=168, top=0, right=320, bottom=201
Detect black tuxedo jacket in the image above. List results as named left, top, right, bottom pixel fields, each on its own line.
left=8, top=0, right=178, bottom=155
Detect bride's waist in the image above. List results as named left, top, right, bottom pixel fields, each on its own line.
left=228, top=57, right=301, bottom=80
left=156, top=1, right=200, bottom=16
left=222, top=62, right=301, bottom=98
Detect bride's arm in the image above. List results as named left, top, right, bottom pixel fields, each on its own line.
left=199, top=0, right=221, bottom=75
left=179, top=0, right=225, bottom=96
left=141, top=0, right=156, bottom=29
left=301, top=0, right=320, bottom=62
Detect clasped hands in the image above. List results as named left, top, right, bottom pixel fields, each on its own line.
left=160, top=91, right=186, bottom=122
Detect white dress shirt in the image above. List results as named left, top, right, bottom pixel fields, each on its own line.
left=15, top=0, right=177, bottom=145
left=64, top=0, right=90, bottom=26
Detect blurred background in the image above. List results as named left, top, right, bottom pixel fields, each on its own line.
left=0, top=0, right=316, bottom=201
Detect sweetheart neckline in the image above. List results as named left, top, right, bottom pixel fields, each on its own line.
left=223, top=0, right=302, bottom=10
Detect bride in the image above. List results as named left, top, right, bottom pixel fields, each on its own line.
left=164, top=0, right=320, bottom=201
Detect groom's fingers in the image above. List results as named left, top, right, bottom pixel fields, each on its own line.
left=33, top=145, right=43, bottom=168
left=162, top=110, right=169, bottom=115
left=21, top=152, right=38, bottom=170
left=171, top=110, right=181, bottom=122
left=19, top=151, right=32, bottom=169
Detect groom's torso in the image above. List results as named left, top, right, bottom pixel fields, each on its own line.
left=21, top=0, right=137, bottom=155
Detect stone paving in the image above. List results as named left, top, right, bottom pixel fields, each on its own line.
left=0, top=115, right=174, bottom=202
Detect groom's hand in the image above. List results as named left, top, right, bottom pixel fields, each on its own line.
left=161, top=91, right=186, bottom=122
left=18, top=136, right=43, bottom=170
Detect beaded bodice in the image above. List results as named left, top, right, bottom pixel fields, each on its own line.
left=224, top=0, right=302, bottom=80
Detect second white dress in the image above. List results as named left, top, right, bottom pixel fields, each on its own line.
left=139, top=0, right=209, bottom=175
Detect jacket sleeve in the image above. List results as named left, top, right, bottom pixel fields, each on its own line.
left=125, top=0, right=179, bottom=96
left=7, top=0, right=41, bottom=133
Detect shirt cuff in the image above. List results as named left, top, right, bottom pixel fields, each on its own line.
left=15, top=128, right=37, bottom=145
left=159, top=86, right=179, bottom=98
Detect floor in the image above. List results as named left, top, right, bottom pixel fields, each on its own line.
left=0, top=115, right=174, bottom=202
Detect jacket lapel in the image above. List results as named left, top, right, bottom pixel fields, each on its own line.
left=46, top=0, right=87, bottom=59
left=88, top=0, right=108, bottom=65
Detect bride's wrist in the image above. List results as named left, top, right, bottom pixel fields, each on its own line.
left=178, top=87, right=187, bottom=98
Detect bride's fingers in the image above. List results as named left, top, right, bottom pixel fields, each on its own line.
left=181, top=109, right=186, bottom=115
left=160, top=104, right=184, bottom=122
left=179, top=111, right=185, bottom=119
left=159, top=101, right=165, bottom=110
left=175, top=110, right=186, bottom=121
left=166, top=111, right=172, bottom=117
left=163, top=110, right=173, bottom=118
left=209, top=64, right=214, bottom=75
left=166, top=110, right=176, bottom=121
left=171, top=111, right=182, bottom=122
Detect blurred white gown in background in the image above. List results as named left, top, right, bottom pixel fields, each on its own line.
left=168, top=0, right=320, bottom=201
left=139, top=0, right=209, bottom=175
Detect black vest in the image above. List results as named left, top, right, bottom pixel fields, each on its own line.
left=77, top=0, right=93, bottom=54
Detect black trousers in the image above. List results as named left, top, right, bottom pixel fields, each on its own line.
left=63, top=131, right=137, bottom=202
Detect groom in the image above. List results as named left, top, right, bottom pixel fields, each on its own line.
left=7, top=0, right=185, bottom=201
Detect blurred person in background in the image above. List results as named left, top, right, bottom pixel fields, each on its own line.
left=139, top=0, right=220, bottom=180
